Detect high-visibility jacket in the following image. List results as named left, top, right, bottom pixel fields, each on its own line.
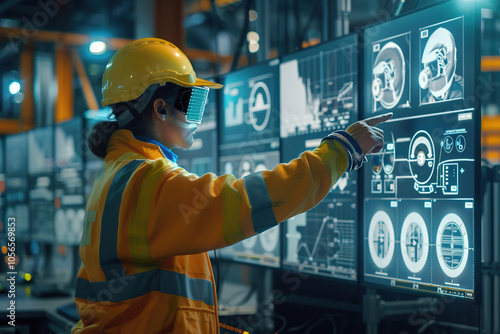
left=72, top=129, right=348, bottom=333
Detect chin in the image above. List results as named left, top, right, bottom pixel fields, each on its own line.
left=181, top=139, right=194, bottom=149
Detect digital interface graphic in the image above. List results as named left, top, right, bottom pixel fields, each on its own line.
left=362, top=1, right=477, bottom=299
left=55, top=118, right=85, bottom=245
left=219, top=63, right=281, bottom=267
left=174, top=81, right=218, bottom=176
left=28, top=127, right=55, bottom=242
left=55, top=117, right=84, bottom=167
left=419, top=17, right=464, bottom=105
left=84, top=117, right=104, bottom=202
left=280, top=34, right=358, bottom=280
left=371, top=33, right=411, bottom=112
left=5, top=133, right=29, bottom=239
left=28, top=126, right=54, bottom=175
left=221, top=60, right=280, bottom=146
left=363, top=109, right=475, bottom=298
left=280, top=38, right=356, bottom=138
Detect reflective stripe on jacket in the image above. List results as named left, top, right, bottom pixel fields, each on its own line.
left=72, top=129, right=347, bottom=333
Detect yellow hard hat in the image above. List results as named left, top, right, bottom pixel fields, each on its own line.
left=101, top=38, right=222, bottom=107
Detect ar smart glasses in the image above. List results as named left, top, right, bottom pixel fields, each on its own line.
left=173, top=86, right=210, bottom=124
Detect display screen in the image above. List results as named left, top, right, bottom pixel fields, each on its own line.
left=55, top=117, right=84, bottom=167
left=28, top=126, right=55, bottom=242
left=5, top=133, right=29, bottom=239
left=362, top=1, right=478, bottom=299
left=55, top=118, right=85, bottom=245
left=84, top=117, right=104, bottom=202
left=218, top=61, right=281, bottom=267
left=0, top=138, right=5, bottom=235
left=280, top=34, right=358, bottom=280
left=174, top=79, right=218, bottom=176
left=28, top=126, right=54, bottom=175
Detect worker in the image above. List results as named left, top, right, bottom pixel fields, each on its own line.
left=72, top=37, right=391, bottom=333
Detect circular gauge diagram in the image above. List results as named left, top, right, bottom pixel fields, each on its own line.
left=242, top=235, right=258, bottom=250
left=372, top=42, right=406, bottom=109
left=259, top=227, right=279, bottom=253
left=436, top=213, right=469, bottom=278
left=408, top=130, right=435, bottom=185
left=254, top=163, right=267, bottom=173
left=443, top=136, right=454, bottom=153
left=238, top=156, right=254, bottom=178
left=400, top=212, right=429, bottom=273
left=368, top=210, right=395, bottom=269
left=455, top=135, right=466, bottom=153
left=249, top=82, right=271, bottom=132
left=224, top=162, right=234, bottom=174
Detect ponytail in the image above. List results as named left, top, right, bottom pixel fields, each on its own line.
left=87, top=120, right=119, bottom=159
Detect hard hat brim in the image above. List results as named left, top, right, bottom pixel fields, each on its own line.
left=193, top=78, right=223, bottom=89
left=101, top=77, right=223, bottom=107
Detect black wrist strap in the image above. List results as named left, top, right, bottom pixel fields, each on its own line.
left=322, top=130, right=367, bottom=172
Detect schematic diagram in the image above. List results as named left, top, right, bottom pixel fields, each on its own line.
left=370, top=33, right=411, bottom=112
left=368, top=210, right=396, bottom=270
left=284, top=196, right=357, bottom=280
left=400, top=212, right=429, bottom=274
left=367, top=110, right=474, bottom=198
left=362, top=1, right=476, bottom=300
left=222, top=61, right=279, bottom=145
left=435, top=213, right=469, bottom=278
left=419, top=17, right=464, bottom=105
left=363, top=109, right=475, bottom=294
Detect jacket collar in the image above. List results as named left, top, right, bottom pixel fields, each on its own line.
left=107, top=129, right=178, bottom=163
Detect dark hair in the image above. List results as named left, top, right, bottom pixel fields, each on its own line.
left=87, top=84, right=178, bottom=159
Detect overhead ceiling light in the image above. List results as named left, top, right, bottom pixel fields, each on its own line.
left=249, top=10, right=258, bottom=22
left=8, top=81, right=21, bottom=95
left=246, top=31, right=260, bottom=43
left=89, top=41, right=107, bottom=55
left=249, top=40, right=259, bottom=53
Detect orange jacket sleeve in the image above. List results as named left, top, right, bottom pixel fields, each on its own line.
left=125, top=139, right=347, bottom=262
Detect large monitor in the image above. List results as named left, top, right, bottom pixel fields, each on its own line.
left=173, top=78, right=219, bottom=176
left=28, top=126, right=55, bottom=242
left=218, top=60, right=281, bottom=267
left=362, top=1, right=480, bottom=299
left=83, top=117, right=104, bottom=202
left=0, top=138, right=5, bottom=236
left=5, top=133, right=29, bottom=240
left=54, top=117, right=86, bottom=245
left=280, top=34, right=359, bottom=280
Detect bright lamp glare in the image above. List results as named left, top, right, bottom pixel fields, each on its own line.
left=246, top=31, right=260, bottom=43
left=9, top=81, right=21, bottom=95
left=89, top=41, right=107, bottom=55
left=248, top=40, right=260, bottom=53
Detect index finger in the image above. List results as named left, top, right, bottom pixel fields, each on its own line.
left=363, top=112, right=393, bottom=126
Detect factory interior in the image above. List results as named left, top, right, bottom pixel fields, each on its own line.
left=0, top=0, right=499, bottom=333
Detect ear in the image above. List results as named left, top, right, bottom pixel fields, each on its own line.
left=152, top=98, right=167, bottom=121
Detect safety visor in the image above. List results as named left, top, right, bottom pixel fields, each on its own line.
left=174, top=86, right=210, bottom=124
